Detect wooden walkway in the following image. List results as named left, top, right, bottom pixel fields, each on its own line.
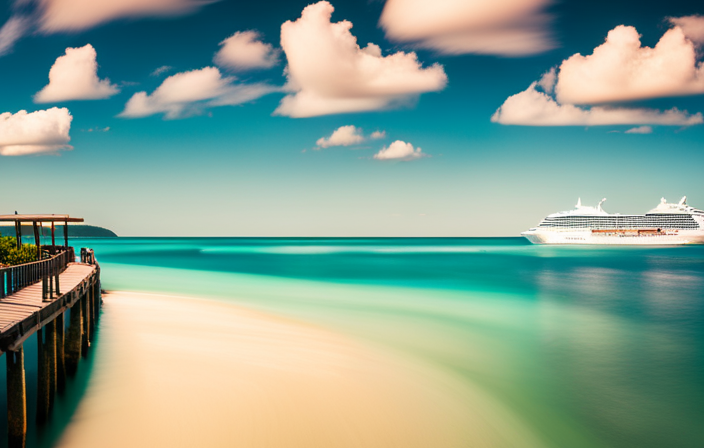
left=0, top=263, right=97, bottom=354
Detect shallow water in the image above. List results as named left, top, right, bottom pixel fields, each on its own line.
left=3, top=237, right=703, bottom=447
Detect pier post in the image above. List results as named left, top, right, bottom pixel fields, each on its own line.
left=94, top=278, right=101, bottom=317
left=88, top=281, right=95, bottom=333
left=7, top=347, right=27, bottom=448
left=81, top=290, right=91, bottom=356
left=56, top=312, right=67, bottom=393
left=36, top=321, right=57, bottom=424
left=66, top=297, right=83, bottom=376
left=36, top=328, right=49, bottom=425
left=47, top=320, right=57, bottom=411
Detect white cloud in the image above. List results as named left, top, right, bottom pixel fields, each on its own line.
left=120, top=66, right=279, bottom=118
left=379, top=0, right=555, bottom=56
left=0, top=15, right=29, bottom=56
left=668, top=15, right=704, bottom=47
left=0, top=107, right=72, bottom=156
left=625, top=126, right=653, bottom=134
left=492, top=82, right=703, bottom=126
left=214, top=31, right=280, bottom=71
left=35, top=0, right=218, bottom=32
left=316, top=125, right=365, bottom=148
left=315, top=126, right=388, bottom=148
left=34, top=44, right=119, bottom=103
left=373, top=140, right=426, bottom=161
left=275, top=1, right=447, bottom=118
left=555, top=25, right=704, bottom=105
left=151, top=65, right=173, bottom=76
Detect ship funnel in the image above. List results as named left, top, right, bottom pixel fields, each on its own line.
left=576, top=198, right=582, bottom=208
left=597, top=198, right=607, bottom=212
left=679, top=196, right=687, bottom=206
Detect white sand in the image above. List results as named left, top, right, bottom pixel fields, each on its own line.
left=56, top=291, right=501, bottom=448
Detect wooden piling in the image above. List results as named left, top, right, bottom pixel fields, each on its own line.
left=87, top=283, right=94, bottom=333
left=66, top=297, right=83, bottom=376
left=81, top=291, right=91, bottom=356
left=7, top=347, right=27, bottom=448
left=91, top=279, right=99, bottom=329
left=56, top=313, right=67, bottom=394
left=95, top=279, right=101, bottom=317
left=36, top=321, right=57, bottom=424
left=36, top=328, right=49, bottom=425
left=47, top=320, right=57, bottom=411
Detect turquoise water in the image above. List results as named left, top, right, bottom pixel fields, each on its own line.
left=4, top=237, right=704, bottom=447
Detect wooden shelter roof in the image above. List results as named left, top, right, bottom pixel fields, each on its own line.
left=0, top=214, right=84, bottom=223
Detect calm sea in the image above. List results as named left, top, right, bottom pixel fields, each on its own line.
left=2, top=237, right=703, bottom=447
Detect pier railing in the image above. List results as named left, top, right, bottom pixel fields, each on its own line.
left=0, top=247, right=75, bottom=299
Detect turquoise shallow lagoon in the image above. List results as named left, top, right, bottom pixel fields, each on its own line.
left=4, top=237, right=704, bottom=447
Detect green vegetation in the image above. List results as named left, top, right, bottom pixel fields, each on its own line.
left=0, top=234, right=39, bottom=266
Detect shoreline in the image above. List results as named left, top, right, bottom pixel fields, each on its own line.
left=56, top=290, right=505, bottom=448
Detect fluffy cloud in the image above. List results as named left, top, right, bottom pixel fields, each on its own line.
left=34, top=44, right=119, bottom=103
left=120, top=66, right=279, bottom=118
left=214, top=31, right=280, bottom=71
left=0, top=16, right=29, bottom=56
left=668, top=15, right=704, bottom=47
left=555, top=25, right=704, bottom=105
left=316, top=125, right=365, bottom=148
left=275, top=1, right=447, bottom=118
left=35, top=0, right=217, bottom=32
left=373, top=140, right=426, bottom=161
left=379, top=0, right=554, bottom=56
left=491, top=82, right=703, bottom=126
left=0, top=0, right=216, bottom=56
left=624, top=126, right=653, bottom=134
left=494, top=22, right=704, bottom=127
left=315, top=126, right=389, bottom=148
left=0, top=108, right=72, bottom=156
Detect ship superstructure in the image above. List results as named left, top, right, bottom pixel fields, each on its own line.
left=522, top=197, right=704, bottom=245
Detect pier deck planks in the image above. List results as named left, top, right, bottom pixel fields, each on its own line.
left=0, top=263, right=97, bottom=352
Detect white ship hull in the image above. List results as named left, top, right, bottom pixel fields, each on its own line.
left=522, top=230, right=704, bottom=245
left=522, top=197, right=704, bottom=245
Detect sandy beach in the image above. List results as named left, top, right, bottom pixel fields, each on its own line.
left=56, top=291, right=499, bottom=448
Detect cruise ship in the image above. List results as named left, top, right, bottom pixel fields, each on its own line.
left=522, top=197, right=704, bottom=245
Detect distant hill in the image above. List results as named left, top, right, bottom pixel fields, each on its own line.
left=0, top=224, right=118, bottom=238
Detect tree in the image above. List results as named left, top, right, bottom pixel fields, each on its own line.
left=0, top=234, right=39, bottom=266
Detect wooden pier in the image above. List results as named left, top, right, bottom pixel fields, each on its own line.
left=0, top=214, right=101, bottom=448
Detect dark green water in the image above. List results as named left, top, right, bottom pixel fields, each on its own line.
left=3, top=237, right=703, bottom=447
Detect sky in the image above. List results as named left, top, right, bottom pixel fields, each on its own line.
left=0, top=0, right=703, bottom=236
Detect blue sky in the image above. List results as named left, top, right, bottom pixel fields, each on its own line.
left=1, top=0, right=703, bottom=236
